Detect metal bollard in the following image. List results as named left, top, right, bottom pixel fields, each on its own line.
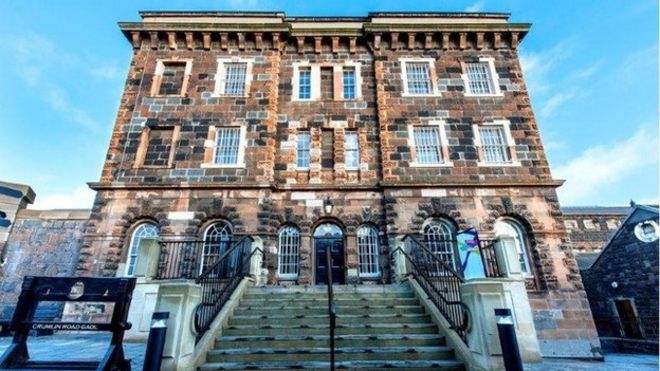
left=495, top=308, right=523, bottom=371
left=143, top=312, right=169, bottom=371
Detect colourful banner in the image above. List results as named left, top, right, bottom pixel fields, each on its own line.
left=457, top=228, right=486, bottom=279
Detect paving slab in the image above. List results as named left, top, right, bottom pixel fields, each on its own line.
left=524, top=353, right=659, bottom=371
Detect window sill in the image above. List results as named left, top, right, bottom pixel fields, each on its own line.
left=134, top=165, right=172, bottom=169
left=409, top=161, right=454, bottom=168
left=464, top=92, right=504, bottom=98
left=295, top=167, right=309, bottom=171
left=401, top=93, right=442, bottom=98
left=345, top=167, right=359, bottom=171
left=477, top=161, right=521, bottom=167
left=211, top=93, right=250, bottom=98
left=200, top=163, right=246, bottom=169
left=150, top=94, right=187, bottom=98
left=278, top=274, right=298, bottom=280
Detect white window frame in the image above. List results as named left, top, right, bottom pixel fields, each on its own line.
left=296, top=131, right=311, bottom=170
left=213, top=57, right=254, bottom=97
left=462, top=57, right=503, bottom=97
left=423, top=218, right=458, bottom=273
left=357, top=225, right=381, bottom=278
left=202, top=125, right=247, bottom=168
left=408, top=120, right=453, bottom=167
left=473, top=120, right=520, bottom=167
left=344, top=131, right=360, bottom=170
left=125, top=222, right=160, bottom=276
left=200, top=221, right=233, bottom=275
left=400, top=58, right=440, bottom=97
left=341, top=62, right=362, bottom=100
left=494, top=219, right=533, bottom=276
left=152, top=59, right=193, bottom=97
left=292, top=62, right=319, bottom=101
left=278, top=226, right=301, bottom=279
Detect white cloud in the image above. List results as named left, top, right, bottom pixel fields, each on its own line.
left=465, top=1, right=485, bottom=12
left=555, top=125, right=659, bottom=205
left=539, top=90, right=576, bottom=118
left=89, top=63, right=124, bottom=81
left=30, top=185, right=96, bottom=210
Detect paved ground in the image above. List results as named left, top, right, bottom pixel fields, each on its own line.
left=0, top=334, right=657, bottom=370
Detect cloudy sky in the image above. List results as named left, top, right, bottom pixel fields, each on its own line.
left=0, top=0, right=657, bottom=209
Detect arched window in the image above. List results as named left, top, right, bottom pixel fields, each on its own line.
left=423, top=219, right=458, bottom=270
left=126, top=222, right=159, bottom=276
left=357, top=225, right=380, bottom=278
left=201, top=221, right=233, bottom=273
left=494, top=219, right=532, bottom=275
left=278, top=226, right=300, bottom=279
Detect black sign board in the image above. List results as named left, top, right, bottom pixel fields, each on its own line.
left=0, top=276, right=136, bottom=370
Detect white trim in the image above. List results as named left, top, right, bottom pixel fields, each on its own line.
left=408, top=120, right=453, bottom=167
left=208, top=125, right=247, bottom=168
left=344, top=130, right=360, bottom=170
left=213, top=57, right=254, bottom=97
left=473, top=120, right=521, bottom=167
left=462, top=57, right=503, bottom=97
left=292, top=61, right=317, bottom=102
left=400, top=58, right=441, bottom=97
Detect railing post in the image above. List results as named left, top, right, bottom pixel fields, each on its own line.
left=326, top=245, right=336, bottom=371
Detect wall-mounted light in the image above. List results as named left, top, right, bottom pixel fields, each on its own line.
left=323, top=196, right=334, bottom=215
left=611, top=281, right=618, bottom=289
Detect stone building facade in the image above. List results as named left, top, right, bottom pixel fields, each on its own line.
left=581, top=205, right=659, bottom=351
left=78, top=11, right=600, bottom=357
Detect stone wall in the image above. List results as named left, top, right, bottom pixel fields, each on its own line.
left=562, top=207, right=629, bottom=254
left=0, top=209, right=88, bottom=318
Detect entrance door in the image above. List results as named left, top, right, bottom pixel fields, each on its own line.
left=614, top=299, right=643, bottom=338
left=313, top=223, right=345, bottom=285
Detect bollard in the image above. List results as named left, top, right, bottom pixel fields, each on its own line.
left=143, top=312, right=169, bottom=371
left=495, top=308, right=523, bottom=371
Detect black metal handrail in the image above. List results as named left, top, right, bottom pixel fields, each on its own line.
left=156, top=240, right=206, bottom=279
left=325, top=244, right=336, bottom=371
left=193, top=236, right=257, bottom=337
left=478, top=239, right=503, bottom=278
left=393, top=234, right=469, bottom=342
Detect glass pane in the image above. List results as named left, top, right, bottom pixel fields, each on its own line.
left=479, top=126, right=509, bottom=163
left=214, top=127, right=241, bottom=165
left=406, top=62, right=432, bottom=95
left=413, top=126, right=442, bottom=164
left=299, top=67, right=311, bottom=99
left=223, top=63, right=247, bottom=96
left=296, top=132, right=310, bottom=168
left=343, top=67, right=356, bottom=99
left=278, top=226, right=300, bottom=277
left=127, top=223, right=160, bottom=276
left=358, top=226, right=380, bottom=277
left=466, top=62, right=494, bottom=95
left=345, top=132, right=359, bottom=168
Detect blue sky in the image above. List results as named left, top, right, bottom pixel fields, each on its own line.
left=0, top=1, right=657, bottom=209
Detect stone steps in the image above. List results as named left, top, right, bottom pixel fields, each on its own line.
left=200, top=284, right=463, bottom=370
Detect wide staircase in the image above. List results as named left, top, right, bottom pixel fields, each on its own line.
left=199, top=283, right=464, bottom=370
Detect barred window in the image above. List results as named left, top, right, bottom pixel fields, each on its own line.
left=466, top=62, right=495, bottom=95
left=413, top=126, right=443, bottom=164
left=126, top=222, right=160, bottom=276
left=343, top=67, right=356, bottom=99
left=357, top=225, right=380, bottom=277
left=423, top=219, right=457, bottom=272
left=201, top=221, right=232, bottom=274
left=296, top=132, right=310, bottom=168
left=214, top=127, right=241, bottom=165
left=345, top=132, right=359, bottom=169
left=222, top=62, right=248, bottom=96
left=299, top=67, right=311, bottom=99
left=278, top=226, right=300, bottom=279
left=494, top=219, right=532, bottom=275
left=405, top=62, right=432, bottom=95
left=479, top=126, right=510, bottom=163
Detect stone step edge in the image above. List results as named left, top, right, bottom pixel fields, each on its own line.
left=208, top=345, right=452, bottom=355
left=200, top=359, right=463, bottom=370
left=226, top=323, right=438, bottom=330
left=231, top=313, right=430, bottom=320
left=237, top=305, right=422, bottom=310
left=217, top=334, right=444, bottom=341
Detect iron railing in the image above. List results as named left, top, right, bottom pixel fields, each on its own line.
left=156, top=240, right=205, bottom=279
left=194, top=236, right=257, bottom=337
left=394, top=234, right=469, bottom=342
left=325, top=242, right=337, bottom=370
left=478, top=239, right=502, bottom=278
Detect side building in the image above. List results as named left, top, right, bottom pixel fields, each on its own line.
left=68, top=11, right=601, bottom=357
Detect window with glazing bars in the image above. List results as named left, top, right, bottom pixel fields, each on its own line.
left=413, top=126, right=443, bottom=164
left=299, top=67, right=311, bottom=99
left=222, top=62, right=248, bottom=96
left=343, top=67, right=356, bottom=99
left=296, top=132, right=310, bottom=168
left=423, top=220, right=457, bottom=274
left=466, top=62, right=495, bottom=95
left=357, top=226, right=380, bottom=277
left=345, top=132, right=359, bottom=168
left=405, top=62, right=432, bottom=95
left=214, top=127, right=241, bottom=165
left=479, top=126, right=510, bottom=163
left=278, top=226, right=300, bottom=278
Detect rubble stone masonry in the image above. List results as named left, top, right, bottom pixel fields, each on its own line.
left=78, top=11, right=600, bottom=357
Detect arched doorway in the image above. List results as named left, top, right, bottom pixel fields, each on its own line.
left=313, top=222, right=345, bottom=285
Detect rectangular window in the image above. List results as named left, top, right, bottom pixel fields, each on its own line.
left=158, top=62, right=187, bottom=96
left=222, top=62, right=248, bottom=96
left=479, top=126, right=510, bottom=163
left=321, top=130, right=334, bottom=169
left=466, top=62, right=495, bottom=95
left=413, top=126, right=443, bottom=164
left=343, top=67, right=356, bottom=99
left=214, top=127, right=241, bottom=165
left=296, top=132, right=310, bottom=168
left=298, top=67, right=311, bottom=99
left=405, top=62, right=432, bottom=95
left=345, top=132, right=359, bottom=169
left=143, top=128, right=174, bottom=167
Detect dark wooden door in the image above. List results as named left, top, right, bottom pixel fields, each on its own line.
left=315, top=237, right=345, bottom=285
left=615, top=300, right=643, bottom=338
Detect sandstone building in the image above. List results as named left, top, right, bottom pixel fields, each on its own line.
left=73, top=11, right=602, bottom=357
